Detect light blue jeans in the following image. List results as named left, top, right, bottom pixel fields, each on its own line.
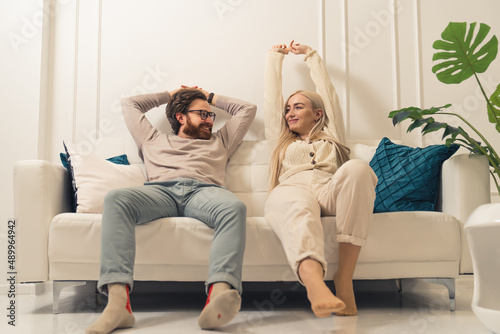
left=97, top=178, right=246, bottom=295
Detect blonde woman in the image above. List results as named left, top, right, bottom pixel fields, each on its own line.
left=264, top=41, right=378, bottom=317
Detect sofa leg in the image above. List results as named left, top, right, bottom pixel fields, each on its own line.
left=422, top=278, right=456, bottom=311
left=395, top=279, right=403, bottom=293
left=53, top=281, right=87, bottom=314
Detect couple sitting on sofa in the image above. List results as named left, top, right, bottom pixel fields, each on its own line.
left=86, top=42, right=378, bottom=334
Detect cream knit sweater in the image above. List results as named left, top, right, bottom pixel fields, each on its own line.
left=264, top=49, right=347, bottom=183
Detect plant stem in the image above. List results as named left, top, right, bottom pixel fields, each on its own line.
left=462, top=133, right=500, bottom=197
left=440, top=112, right=500, bottom=162
left=474, top=73, right=500, bottom=132
left=468, top=137, right=497, bottom=169
left=472, top=74, right=500, bottom=196
left=491, top=170, right=500, bottom=196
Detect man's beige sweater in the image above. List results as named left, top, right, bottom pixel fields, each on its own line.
left=122, top=91, right=256, bottom=186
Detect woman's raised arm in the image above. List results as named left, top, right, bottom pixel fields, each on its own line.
left=264, top=46, right=287, bottom=141
left=291, top=42, right=346, bottom=144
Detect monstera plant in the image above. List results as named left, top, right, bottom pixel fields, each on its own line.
left=389, top=22, right=500, bottom=196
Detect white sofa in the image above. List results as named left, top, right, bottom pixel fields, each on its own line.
left=14, top=139, right=491, bottom=313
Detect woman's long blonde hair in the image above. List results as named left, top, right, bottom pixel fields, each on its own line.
left=268, top=90, right=350, bottom=191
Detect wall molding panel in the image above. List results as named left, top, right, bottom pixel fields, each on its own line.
left=73, top=0, right=101, bottom=145
left=50, top=0, right=425, bottom=154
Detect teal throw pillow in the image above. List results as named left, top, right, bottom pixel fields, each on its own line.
left=369, top=137, right=459, bottom=213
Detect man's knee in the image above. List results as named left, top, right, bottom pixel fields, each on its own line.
left=103, top=188, right=135, bottom=209
left=228, top=198, right=247, bottom=219
left=214, top=196, right=247, bottom=226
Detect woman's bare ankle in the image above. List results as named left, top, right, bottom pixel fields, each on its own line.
left=333, top=273, right=358, bottom=316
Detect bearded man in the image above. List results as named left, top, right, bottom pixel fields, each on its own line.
left=86, top=87, right=256, bottom=334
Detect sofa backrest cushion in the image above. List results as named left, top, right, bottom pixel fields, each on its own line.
left=226, top=141, right=271, bottom=217
left=224, top=139, right=388, bottom=217
left=61, top=138, right=391, bottom=216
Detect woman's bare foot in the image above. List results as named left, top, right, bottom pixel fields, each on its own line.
left=306, top=282, right=346, bottom=317
left=299, top=258, right=346, bottom=317
left=333, top=272, right=358, bottom=316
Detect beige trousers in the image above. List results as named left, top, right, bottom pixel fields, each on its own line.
left=265, top=159, right=378, bottom=282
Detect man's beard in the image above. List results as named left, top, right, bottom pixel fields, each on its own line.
left=182, top=116, right=212, bottom=140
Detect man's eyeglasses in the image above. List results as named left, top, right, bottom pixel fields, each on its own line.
left=187, top=110, right=216, bottom=122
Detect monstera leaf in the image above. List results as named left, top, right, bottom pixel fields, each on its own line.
left=488, top=83, right=500, bottom=132
left=389, top=104, right=462, bottom=138
left=389, top=104, right=451, bottom=127
left=432, top=22, right=498, bottom=84
left=390, top=22, right=500, bottom=196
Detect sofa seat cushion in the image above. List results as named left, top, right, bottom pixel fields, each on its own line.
left=48, top=211, right=461, bottom=281
left=356, top=211, right=461, bottom=263
left=48, top=214, right=286, bottom=268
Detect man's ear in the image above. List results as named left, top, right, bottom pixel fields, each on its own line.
left=175, top=112, right=185, bottom=125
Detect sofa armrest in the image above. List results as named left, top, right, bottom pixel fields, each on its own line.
left=437, top=153, right=491, bottom=274
left=14, top=160, right=72, bottom=282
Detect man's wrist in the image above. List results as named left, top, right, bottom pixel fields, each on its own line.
left=207, top=92, right=215, bottom=105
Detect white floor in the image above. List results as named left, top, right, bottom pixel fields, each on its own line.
left=0, top=276, right=492, bottom=334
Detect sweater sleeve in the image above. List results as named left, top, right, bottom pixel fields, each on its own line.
left=121, top=91, right=171, bottom=151
left=304, top=50, right=346, bottom=145
left=215, top=95, right=257, bottom=157
left=264, top=50, right=286, bottom=142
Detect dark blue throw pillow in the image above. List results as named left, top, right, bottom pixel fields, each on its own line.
left=60, top=152, right=130, bottom=171
left=369, top=137, right=459, bottom=213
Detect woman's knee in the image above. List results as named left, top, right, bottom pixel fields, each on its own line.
left=340, top=159, right=377, bottom=185
left=267, top=184, right=317, bottom=207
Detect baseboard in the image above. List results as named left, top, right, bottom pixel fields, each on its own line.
left=0, top=282, right=52, bottom=295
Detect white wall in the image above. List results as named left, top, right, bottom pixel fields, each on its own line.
left=44, top=0, right=500, bottom=198
left=2, top=0, right=500, bottom=265
left=0, top=0, right=46, bottom=276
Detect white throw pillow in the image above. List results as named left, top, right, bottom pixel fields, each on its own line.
left=64, top=141, right=146, bottom=213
